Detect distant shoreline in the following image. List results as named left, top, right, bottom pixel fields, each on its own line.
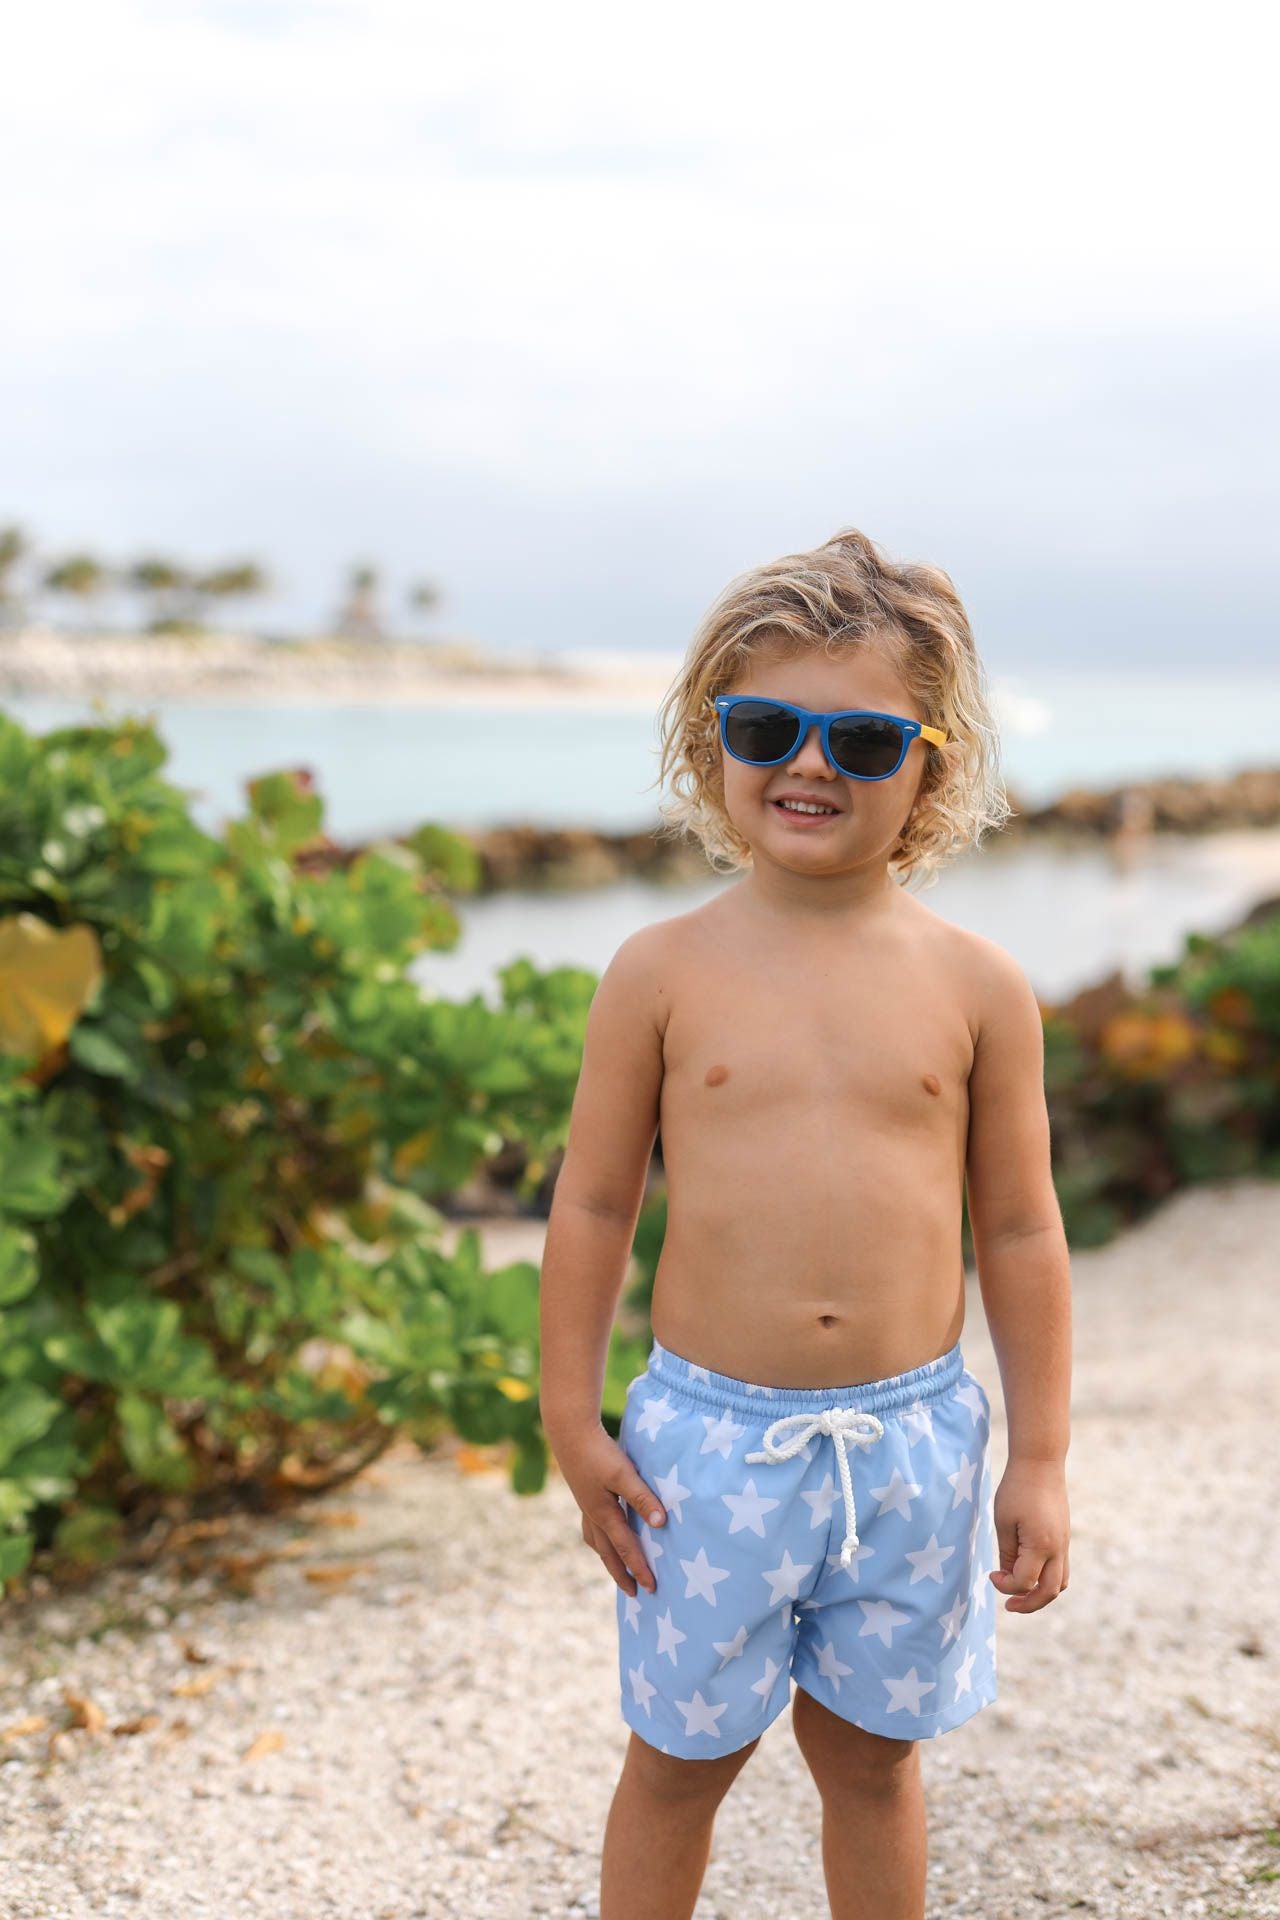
left=6, top=627, right=1280, bottom=842
left=0, top=627, right=676, bottom=709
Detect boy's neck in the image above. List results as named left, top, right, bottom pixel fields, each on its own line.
left=738, top=860, right=900, bottom=925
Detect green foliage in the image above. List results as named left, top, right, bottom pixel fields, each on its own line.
left=0, top=707, right=619, bottom=1584
left=1043, top=908, right=1280, bottom=1243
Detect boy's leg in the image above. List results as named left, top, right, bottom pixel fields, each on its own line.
left=791, top=1684, right=927, bottom=1920
left=600, top=1730, right=760, bottom=1920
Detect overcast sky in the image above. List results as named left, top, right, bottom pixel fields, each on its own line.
left=3, top=0, right=1276, bottom=671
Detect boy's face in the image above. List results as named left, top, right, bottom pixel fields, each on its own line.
left=718, top=639, right=930, bottom=878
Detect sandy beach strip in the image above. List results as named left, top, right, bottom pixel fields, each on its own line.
left=0, top=1179, right=1277, bottom=1918
left=0, top=630, right=680, bottom=709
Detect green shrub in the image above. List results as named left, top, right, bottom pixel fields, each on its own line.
left=0, top=708, right=618, bottom=1583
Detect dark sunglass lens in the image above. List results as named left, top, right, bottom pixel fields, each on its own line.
left=724, top=700, right=802, bottom=764
left=829, top=716, right=905, bottom=777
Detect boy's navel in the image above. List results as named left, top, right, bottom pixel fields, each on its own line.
left=921, top=1073, right=942, bottom=1096
left=704, top=1063, right=731, bottom=1087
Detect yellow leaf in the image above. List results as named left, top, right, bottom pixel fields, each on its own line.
left=243, top=1728, right=286, bottom=1761
left=0, top=915, right=104, bottom=1058
left=454, top=1444, right=502, bottom=1475
left=62, top=1688, right=108, bottom=1732
left=496, top=1376, right=534, bottom=1401
left=2, top=1714, right=48, bottom=1741
left=1203, top=1028, right=1247, bottom=1068
left=1100, top=1009, right=1197, bottom=1078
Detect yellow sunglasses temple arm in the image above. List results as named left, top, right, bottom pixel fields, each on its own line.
left=920, top=724, right=950, bottom=748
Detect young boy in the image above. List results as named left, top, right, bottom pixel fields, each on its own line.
left=538, top=526, right=1072, bottom=1920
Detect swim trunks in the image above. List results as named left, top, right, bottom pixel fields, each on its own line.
left=614, top=1335, right=998, bottom=1758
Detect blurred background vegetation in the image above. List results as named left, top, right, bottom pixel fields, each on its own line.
left=2, top=706, right=1276, bottom=1592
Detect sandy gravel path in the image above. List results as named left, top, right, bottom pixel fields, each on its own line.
left=1, top=1181, right=1277, bottom=1919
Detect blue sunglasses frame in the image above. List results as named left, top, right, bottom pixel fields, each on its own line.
left=715, top=695, right=950, bottom=783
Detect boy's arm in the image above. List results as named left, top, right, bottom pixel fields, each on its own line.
left=538, top=925, right=667, bottom=1449
left=964, top=937, right=1072, bottom=1612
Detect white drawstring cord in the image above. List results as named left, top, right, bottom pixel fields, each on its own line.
left=745, top=1407, right=886, bottom=1569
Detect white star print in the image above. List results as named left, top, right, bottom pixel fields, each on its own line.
left=622, top=1593, right=641, bottom=1633
left=905, top=1533, right=956, bottom=1586
left=636, top=1393, right=679, bottom=1441
left=687, top=1362, right=712, bottom=1383
left=700, top=1410, right=747, bottom=1459
left=953, top=1648, right=977, bottom=1698
left=639, top=1521, right=664, bottom=1566
left=938, top=1595, right=968, bottom=1646
left=655, top=1608, right=687, bottom=1664
left=986, top=1631, right=997, bottom=1656
left=680, top=1545, right=732, bottom=1606
left=901, top=1399, right=935, bottom=1445
left=857, top=1599, right=911, bottom=1647
left=762, top=1548, right=813, bottom=1607
left=815, top=1639, right=855, bottom=1692
left=750, top=1656, right=782, bottom=1706
left=801, top=1473, right=838, bottom=1529
left=744, top=1380, right=777, bottom=1396
left=675, top=1689, right=729, bottom=1737
left=970, top=1570, right=990, bottom=1616
left=721, top=1477, right=782, bottom=1537
left=953, top=1381, right=986, bottom=1426
left=713, top=1624, right=749, bottom=1668
left=654, top=1462, right=692, bottom=1522
left=883, top=1666, right=938, bottom=1716
left=869, top=1467, right=923, bottom=1520
left=825, top=1540, right=875, bottom=1583
left=629, top=1662, right=657, bottom=1715
left=947, top=1453, right=977, bottom=1508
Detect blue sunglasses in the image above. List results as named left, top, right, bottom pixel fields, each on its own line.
left=716, top=695, right=950, bottom=782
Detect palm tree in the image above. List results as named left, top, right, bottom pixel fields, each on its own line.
left=194, top=561, right=272, bottom=634
left=408, top=579, right=441, bottom=616
left=127, top=557, right=195, bottom=632
left=0, top=525, right=30, bottom=629
left=43, top=553, right=111, bottom=632
left=337, top=563, right=384, bottom=642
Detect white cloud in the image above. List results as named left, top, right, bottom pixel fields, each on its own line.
left=2, top=0, right=1276, bottom=657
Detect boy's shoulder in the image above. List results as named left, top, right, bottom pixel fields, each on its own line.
left=936, top=906, right=1043, bottom=1044
left=904, top=895, right=1039, bottom=1036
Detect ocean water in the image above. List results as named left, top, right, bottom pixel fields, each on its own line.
left=7, top=667, right=1280, bottom=999
left=7, top=665, right=1280, bottom=840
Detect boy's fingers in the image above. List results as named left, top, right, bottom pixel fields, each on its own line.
left=615, top=1472, right=666, bottom=1530
left=991, top=1543, right=1045, bottom=1599
left=600, top=1508, right=658, bottom=1595
left=612, top=1521, right=658, bottom=1594
left=596, top=1533, right=638, bottom=1597
left=1004, top=1553, right=1065, bottom=1613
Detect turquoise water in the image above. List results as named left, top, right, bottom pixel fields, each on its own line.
left=8, top=673, right=1280, bottom=998
left=7, top=667, right=1280, bottom=840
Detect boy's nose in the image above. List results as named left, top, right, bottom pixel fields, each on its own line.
left=788, top=724, right=832, bottom=772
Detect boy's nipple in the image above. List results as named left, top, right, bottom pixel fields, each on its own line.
left=704, top=1063, right=731, bottom=1087
left=921, top=1073, right=942, bottom=1096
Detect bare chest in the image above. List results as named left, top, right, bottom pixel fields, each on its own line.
left=659, top=951, right=974, bottom=1140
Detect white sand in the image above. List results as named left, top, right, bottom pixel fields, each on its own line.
left=0, top=629, right=678, bottom=710
left=1, top=1180, right=1277, bottom=1918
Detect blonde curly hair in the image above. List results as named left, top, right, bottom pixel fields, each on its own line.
left=647, top=526, right=1011, bottom=888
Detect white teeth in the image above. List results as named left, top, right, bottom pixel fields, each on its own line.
left=778, top=799, right=837, bottom=815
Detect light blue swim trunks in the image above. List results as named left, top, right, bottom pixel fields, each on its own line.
left=615, top=1335, right=998, bottom=1758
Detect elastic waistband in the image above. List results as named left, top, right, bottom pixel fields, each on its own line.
left=645, top=1336, right=966, bottom=1422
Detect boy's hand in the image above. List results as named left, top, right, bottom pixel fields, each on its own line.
left=551, top=1422, right=667, bottom=1598
left=989, top=1459, right=1070, bottom=1613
